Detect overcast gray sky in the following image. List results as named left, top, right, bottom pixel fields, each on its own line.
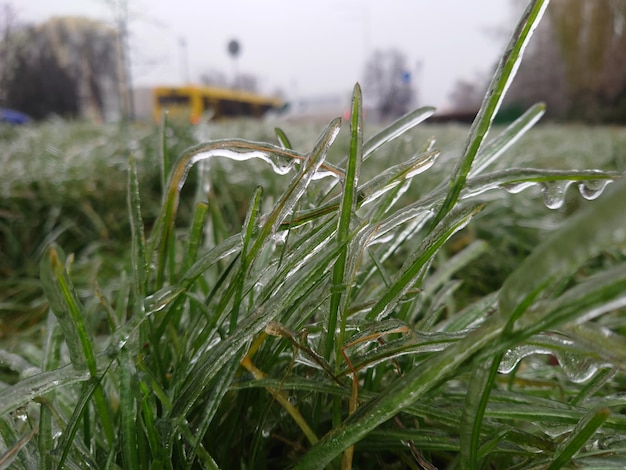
left=20, top=0, right=516, bottom=109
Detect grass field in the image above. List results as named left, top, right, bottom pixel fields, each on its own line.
left=2, top=2, right=626, bottom=468
left=2, top=111, right=626, bottom=469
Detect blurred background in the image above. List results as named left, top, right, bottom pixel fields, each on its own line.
left=2, top=0, right=626, bottom=124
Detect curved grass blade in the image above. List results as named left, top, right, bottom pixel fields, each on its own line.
left=430, top=0, right=549, bottom=229
left=463, top=168, right=619, bottom=201
left=149, top=136, right=344, bottom=288
left=0, top=365, right=89, bottom=417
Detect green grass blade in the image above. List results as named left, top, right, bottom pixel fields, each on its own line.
left=119, top=348, right=139, bottom=470
left=184, top=353, right=243, bottom=467
left=160, top=110, right=169, bottom=193
left=230, top=187, right=263, bottom=333
left=547, top=407, right=610, bottom=470
left=275, top=127, right=293, bottom=150
left=326, top=83, right=363, bottom=363
left=53, top=376, right=103, bottom=470
left=40, top=246, right=90, bottom=371
left=180, top=201, right=209, bottom=275
left=430, top=0, right=549, bottom=228
left=38, top=314, right=64, bottom=470
left=128, top=154, right=148, bottom=312
left=39, top=246, right=115, bottom=444
left=460, top=355, right=502, bottom=470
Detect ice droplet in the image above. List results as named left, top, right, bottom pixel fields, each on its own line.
left=499, top=344, right=553, bottom=374
left=540, top=181, right=573, bottom=209
left=577, top=179, right=613, bottom=201
left=554, top=351, right=600, bottom=383
left=501, top=181, right=537, bottom=194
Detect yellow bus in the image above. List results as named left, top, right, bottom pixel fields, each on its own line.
left=152, top=85, right=283, bottom=123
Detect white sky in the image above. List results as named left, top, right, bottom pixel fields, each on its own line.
left=18, top=0, right=516, bottom=109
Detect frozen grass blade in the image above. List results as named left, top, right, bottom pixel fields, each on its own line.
left=149, top=136, right=344, bottom=288
left=274, top=127, right=293, bottom=150
left=180, top=201, right=209, bottom=275
left=230, top=186, right=262, bottom=332
left=546, top=407, right=610, bottom=469
left=39, top=246, right=115, bottom=445
left=326, top=83, right=363, bottom=364
left=128, top=154, right=148, bottom=313
left=460, top=355, right=502, bottom=470
left=119, top=348, right=139, bottom=470
left=431, top=0, right=549, bottom=228
left=362, top=106, right=435, bottom=160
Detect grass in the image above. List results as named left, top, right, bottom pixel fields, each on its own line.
left=2, top=0, right=626, bottom=468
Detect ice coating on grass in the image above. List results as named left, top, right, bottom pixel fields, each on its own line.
left=578, top=179, right=613, bottom=200
left=499, top=344, right=554, bottom=374
left=189, top=147, right=295, bottom=178
left=555, top=351, right=602, bottom=383
left=499, top=338, right=603, bottom=383
left=540, top=180, right=573, bottom=209
left=501, top=181, right=538, bottom=194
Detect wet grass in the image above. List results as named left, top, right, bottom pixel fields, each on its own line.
left=2, top=1, right=626, bottom=468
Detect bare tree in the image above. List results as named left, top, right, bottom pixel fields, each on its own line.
left=506, top=0, right=626, bottom=122
left=0, top=3, right=20, bottom=106
left=363, top=49, right=415, bottom=121
left=1, top=17, right=119, bottom=120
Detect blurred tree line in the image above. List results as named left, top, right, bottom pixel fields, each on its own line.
left=450, top=0, right=626, bottom=123
left=0, top=6, right=119, bottom=121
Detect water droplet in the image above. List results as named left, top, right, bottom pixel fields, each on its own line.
left=540, top=181, right=573, bottom=209
left=577, top=179, right=612, bottom=201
